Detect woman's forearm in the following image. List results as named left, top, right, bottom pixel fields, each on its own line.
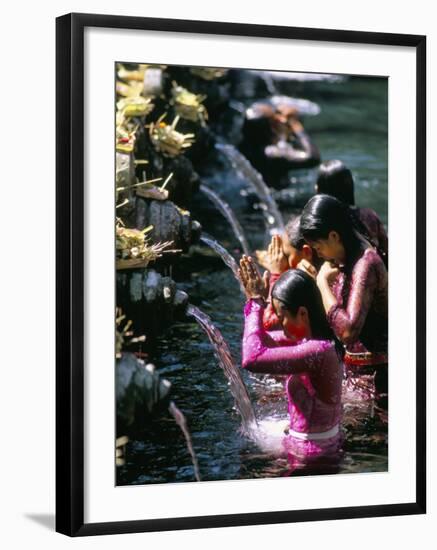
left=317, top=278, right=338, bottom=315
left=317, top=279, right=355, bottom=344
left=320, top=252, right=380, bottom=345
left=242, top=299, right=327, bottom=375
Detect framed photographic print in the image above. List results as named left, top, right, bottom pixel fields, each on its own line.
left=56, top=13, right=426, bottom=536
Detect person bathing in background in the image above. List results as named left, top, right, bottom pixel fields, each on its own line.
left=316, top=159, right=388, bottom=260
left=299, top=194, right=388, bottom=400
left=240, top=101, right=320, bottom=187
left=238, top=256, right=343, bottom=472
left=264, top=104, right=320, bottom=166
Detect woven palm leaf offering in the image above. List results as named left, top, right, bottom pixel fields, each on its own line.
left=117, top=173, right=169, bottom=202
left=117, top=63, right=149, bottom=82
left=148, top=114, right=195, bottom=157
left=116, top=108, right=125, bottom=129
left=190, top=67, right=228, bottom=80
left=116, top=124, right=137, bottom=154
left=117, top=95, right=154, bottom=118
left=171, top=82, right=208, bottom=125
left=115, top=110, right=140, bottom=154
left=115, top=308, right=146, bottom=358
left=134, top=172, right=173, bottom=201
left=116, top=223, right=176, bottom=270
left=116, top=79, right=145, bottom=98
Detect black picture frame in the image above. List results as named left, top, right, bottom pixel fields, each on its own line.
left=56, top=12, right=426, bottom=537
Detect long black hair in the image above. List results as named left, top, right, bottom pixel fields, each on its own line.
left=285, top=215, right=306, bottom=250
left=314, top=168, right=388, bottom=268
left=316, top=159, right=355, bottom=206
left=300, top=194, right=369, bottom=273
left=285, top=215, right=324, bottom=271
left=271, top=269, right=342, bottom=355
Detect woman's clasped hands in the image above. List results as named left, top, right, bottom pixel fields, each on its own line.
left=238, top=255, right=269, bottom=302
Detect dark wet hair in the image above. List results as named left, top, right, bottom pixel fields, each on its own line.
left=300, top=194, right=366, bottom=272
left=285, top=215, right=305, bottom=250
left=271, top=269, right=336, bottom=344
left=316, top=160, right=355, bottom=206
left=285, top=215, right=324, bottom=272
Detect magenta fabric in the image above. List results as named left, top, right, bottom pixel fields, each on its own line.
left=242, top=298, right=343, bottom=464
left=262, top=271, right=283, bottom=331
left=328, top=247, right=388, bottom=354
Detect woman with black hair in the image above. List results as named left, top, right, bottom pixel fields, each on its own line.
left=299, top=194, right=388, bottom=394
left=239, top=256, right=343, bottom=469
left=316, top=159, right=388, bottom=258
left=259, top=218, right=320, bottom=331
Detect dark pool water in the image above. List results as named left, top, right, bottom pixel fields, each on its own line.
left=117, top=73, right=388, bottom=486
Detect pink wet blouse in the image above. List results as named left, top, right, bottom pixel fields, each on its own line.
left=328, top=247, right=388, bottom=354
left=262, top=272, right=283, bottom=331
left=242, top=298, right=343, bottom=435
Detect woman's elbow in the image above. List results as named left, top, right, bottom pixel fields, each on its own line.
left=241, top=354, right=255, bottom=371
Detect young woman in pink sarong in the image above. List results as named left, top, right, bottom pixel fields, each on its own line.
left=239, top=256, right=343, bottom=472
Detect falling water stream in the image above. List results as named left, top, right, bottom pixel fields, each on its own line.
left=199, top=233, right=244, bottom=294
left=199, top=184, right=252, bottom=255
left=186, top=304, right=257, bottom=432
left=215, top=143, right=285, bottom=236
left=168, top=401, right=201, bottom=481
left=260, top=72, right=278, bottom=95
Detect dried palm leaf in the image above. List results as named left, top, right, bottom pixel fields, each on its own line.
left=190, top=67, right=228, bottom=80
left=116, top=224, right=178, bottom=269
left=148, top=114, right=194, bottom=157
left=115, top=307, right=146, bottom=357
left=171, top=82, right=208, bottom=124
left=117, top=96, right=154, bottom=118
left=117, top=63, right=148, bottom=82
left=116, top=80, right=144, bottom=98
